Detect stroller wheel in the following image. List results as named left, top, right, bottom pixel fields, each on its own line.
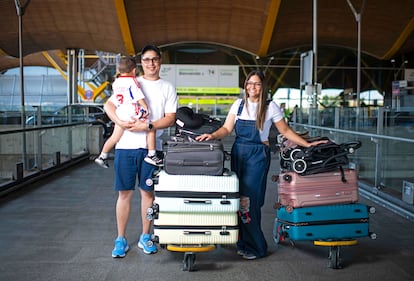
left=344, top=141, right=362, bottom=153
left=280, top=150, right=291, bottom=160
left=290, top=148, right=304, bottom=160
left=293, top=159, right=307, bottom=174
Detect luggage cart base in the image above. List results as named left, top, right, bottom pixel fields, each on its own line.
left=314, top=239, right=358, bottom=269
left=166, top=244, right=216, bottom=271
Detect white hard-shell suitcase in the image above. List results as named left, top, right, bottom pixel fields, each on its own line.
left=154, top=170, right=239, bottom=193
left=154, top=194, right=239, bottom=213
left=151, top=171, right=240, bottom=246
left=153, top=170, right=239, bottom=213
left=153, top=226, right=238, bottom=245
left=154, top=212, right=238, bottom=226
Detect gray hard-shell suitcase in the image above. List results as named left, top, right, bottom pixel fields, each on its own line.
left=164, top=140, right=225, bottom=176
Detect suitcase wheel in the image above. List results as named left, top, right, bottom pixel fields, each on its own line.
left=282, top=174, right=292, bottom=183
left=273, top=202, right=282, bottom=209
left=273, top=218, right=283, bottom=244
left=183, top=253, right=196, bottom=271
left=271, top=175, right=279, bottom=182
left=328, top=246, right=342, bottom=269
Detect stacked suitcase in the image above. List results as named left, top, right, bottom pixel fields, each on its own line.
left=273, top=135, right=375, bottom=243
left=150, top=170, right=239, bottom=245
left=149, top=110, right=239, bottom=247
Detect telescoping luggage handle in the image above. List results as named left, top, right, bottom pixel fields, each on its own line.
left=183, top=199, right=232, bottom=205
left=168, top=136, right=231, bottom=160
left=167, top=139, right=222, bottom=151
left=183, top=227, right=231, bottom=236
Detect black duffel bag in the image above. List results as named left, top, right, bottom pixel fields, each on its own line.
left=175, top=106, right=221, bottom=140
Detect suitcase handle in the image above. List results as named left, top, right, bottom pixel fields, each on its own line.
left=174, top=160, right=222, bottom=166
left=183, top=199, right=212, bottom=204
left=183, top=231, right=212, bottom=236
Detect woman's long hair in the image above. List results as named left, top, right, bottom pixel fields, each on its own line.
left=243, top=70, right=268, bottom=130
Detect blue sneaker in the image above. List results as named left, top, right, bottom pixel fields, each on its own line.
left=138, top=234, right=157, bottom=254
left=112, top=236, right=129, bottom=258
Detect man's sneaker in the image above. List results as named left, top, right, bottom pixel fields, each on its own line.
left=112, top=237, right=129, bottom=258
left=138, top=234, right=157, bottom=254
left=144, top=154, right=164, bottom=167
left=95, top=156, right=109, bottom=168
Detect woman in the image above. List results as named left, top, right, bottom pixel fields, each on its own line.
left=196, top=70, right=326, bottom=260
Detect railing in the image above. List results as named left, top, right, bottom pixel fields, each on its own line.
left=0, top=123, right=103, bottom=195
left=1, top=104, right=414, bottom=220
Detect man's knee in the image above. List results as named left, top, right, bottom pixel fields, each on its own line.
left=140, top=189, right=154, bottom=201
left=118, top=190, right=134, bottom=201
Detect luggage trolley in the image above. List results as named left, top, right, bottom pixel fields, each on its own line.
left=147, top=206, right=237, bottom=271
left=273, top=204, right=377, bottom=269
left=314, top=239, right=358, bottom=269
left=166, top=244, right=216, bottom=271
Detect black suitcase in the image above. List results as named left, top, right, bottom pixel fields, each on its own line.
left=164, top=140, right=225, bottom=176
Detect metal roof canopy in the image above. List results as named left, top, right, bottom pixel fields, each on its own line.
left=0, top=0, right=413, bottom=94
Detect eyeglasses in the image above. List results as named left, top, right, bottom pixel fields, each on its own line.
left=141, top=57, right=160, bottom=64
left=246, top=82, right=262, bottom=87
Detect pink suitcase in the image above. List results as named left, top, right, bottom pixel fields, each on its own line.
left=277, top=169, right=359, bottom=212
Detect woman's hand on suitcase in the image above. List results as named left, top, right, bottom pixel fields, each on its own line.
left=196, top=133, right=213, bottom=141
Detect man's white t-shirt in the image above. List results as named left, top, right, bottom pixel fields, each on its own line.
left=228, top=99, right=284, bottom=142
left=111, top=76, right=177, bottom=150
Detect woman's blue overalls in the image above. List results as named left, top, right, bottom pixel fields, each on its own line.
left=231, top=100, right=271, bottom=258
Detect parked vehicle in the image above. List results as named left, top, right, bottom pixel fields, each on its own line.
left=25, top=104, right=113, bottom=138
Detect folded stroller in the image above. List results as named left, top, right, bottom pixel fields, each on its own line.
left=278, top=134, right=361, bottom=175
left=278, top=133, right=328, bottom=171
left=289, top=140, right=361, bottom=175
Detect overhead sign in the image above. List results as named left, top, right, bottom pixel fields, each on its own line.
left=405, top=68, right=414, bottom=82
left=300, top=51, right=313, bottom=87
left=160, top=64, right=239, bottom=90
left=176, top=87, right=240, bottom=94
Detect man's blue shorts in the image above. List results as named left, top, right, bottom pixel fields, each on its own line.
left=113, top=149, right=157, bottom=191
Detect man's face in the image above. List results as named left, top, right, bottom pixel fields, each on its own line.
left=141, top=50, right=161, bottom=78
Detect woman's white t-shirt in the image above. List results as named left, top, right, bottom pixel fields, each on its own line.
left=228, top=99, right=284, bottom=142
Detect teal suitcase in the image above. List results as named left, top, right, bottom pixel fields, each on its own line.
left=274, top=203, right=374, bottom=242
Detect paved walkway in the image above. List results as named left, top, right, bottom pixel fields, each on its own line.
left=0, top=144, right=413, bottom=281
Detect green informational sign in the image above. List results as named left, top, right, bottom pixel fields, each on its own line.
left=176, top=87, right=240, bottom=94
left=178, top=97, right=236, bottom=105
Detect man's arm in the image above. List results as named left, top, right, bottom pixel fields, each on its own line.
left=127, top=112, right=176, bottom=132
left=152, top=112, right=175, bottom=130
left=104, top=101, right=131, bottom=128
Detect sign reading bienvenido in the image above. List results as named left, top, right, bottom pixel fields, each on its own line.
left=160, top=64, right=239, bottom=94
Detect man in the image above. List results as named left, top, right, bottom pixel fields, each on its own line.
left=104, top=45, right=177, bottom=257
